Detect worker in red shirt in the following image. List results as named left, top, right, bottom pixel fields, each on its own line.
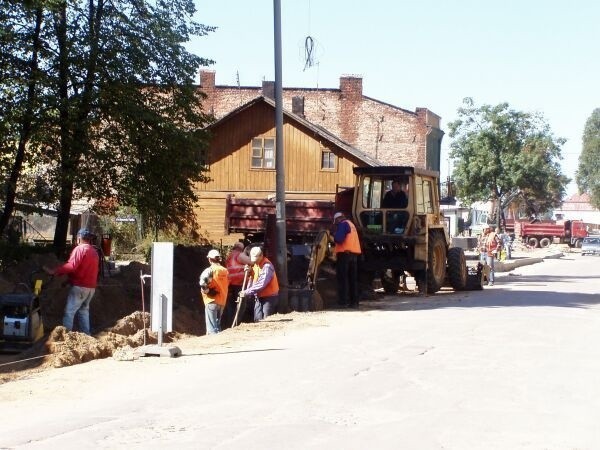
left=44, top=228, right=100, bottom=335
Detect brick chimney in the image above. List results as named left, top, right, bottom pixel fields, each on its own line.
left=200, top=70, right=215, bottom=90
left=199, top=70, right=216, bottom=116
left=339, top=75, right=363, bottom=146
left=339, top=75, right=362, bottom=100
left=292, top=96, right=305, bottom=118
left=262, top=80, right=275, bottom=100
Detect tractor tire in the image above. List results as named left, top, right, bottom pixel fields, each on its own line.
left=447, top=247, right=468, bottom=291
left=527, top=237, right=539, bottom=248
left=418, top=231, right=447, bottom=294
left=539, top=237, right=551, bottom=248
left=574, top=239, right=583, bottom=249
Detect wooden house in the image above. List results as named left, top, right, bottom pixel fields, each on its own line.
left=194, top=96, right=380, bottom=244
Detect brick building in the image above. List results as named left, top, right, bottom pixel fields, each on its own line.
left=199, top=70, right=443, bottom=171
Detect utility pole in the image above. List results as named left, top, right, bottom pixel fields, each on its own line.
left=273, top=0, right=288, bottom=311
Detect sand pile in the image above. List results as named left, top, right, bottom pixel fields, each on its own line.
left=45, top=312, right=160, bottom=367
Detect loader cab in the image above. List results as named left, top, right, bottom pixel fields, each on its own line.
left=352, top=166, right=441, bottom=237
left=356, top=175, right=409, bottom=235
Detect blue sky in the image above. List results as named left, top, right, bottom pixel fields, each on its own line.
left=188, top=1, right=599, bottom=196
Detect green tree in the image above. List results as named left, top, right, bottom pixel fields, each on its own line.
left=0, top=0, right=214, bottom=251
left=0, top=0, right=53, bottom=235
left=449, top=98, right=569, bottom=224
left=576, top=108, right=600, bottom=209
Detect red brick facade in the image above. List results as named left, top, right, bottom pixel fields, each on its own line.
left=198, top=70, right=443, bottom=170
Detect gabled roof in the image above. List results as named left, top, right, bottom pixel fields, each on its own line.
left=206, top=96, right=382, bottom=167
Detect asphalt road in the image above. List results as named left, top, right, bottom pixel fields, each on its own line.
left=1, top=253, right=600, bottom=449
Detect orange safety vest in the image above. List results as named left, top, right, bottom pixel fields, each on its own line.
left=486, top=232, right=499, bottom=253
left=201, top=263, right=229, bottom=307
left=334, top=220, right=362, bottom=254
left=252, top=257, right=279, bottom=298
left=226, top=249, right=245, bottom=286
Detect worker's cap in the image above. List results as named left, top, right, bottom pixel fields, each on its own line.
left=207, top=249, right=221, bottom=259
left=333, top=212, right=344, bottom=222
left=77, top=228, right=92, bottom=238
left=249, top=246, right=263, bottom=263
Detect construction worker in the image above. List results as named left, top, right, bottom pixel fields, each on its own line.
left=487, top=228, right=501, bottom=285
left=199, top=249, right=229, bottom=334
left=43, top=228, right=100, bottom=335
left=478, top=226, right=491, bottom=261
left=223, top=242, right=251, bottom=327
left=333, top=212, right=362, bottom=308
left=240, top=246, right=279, bottom=321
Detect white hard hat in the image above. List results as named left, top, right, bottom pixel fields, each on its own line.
left=249, top=246, right=263, bottom=262
left=207, top=249, right=221, bottom=259
left=333, top=212, right=344, bottom=222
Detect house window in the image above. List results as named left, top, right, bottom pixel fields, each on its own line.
left=251, top=137, right=275, bottom=169
left=321, top=149, right=337, bottom=171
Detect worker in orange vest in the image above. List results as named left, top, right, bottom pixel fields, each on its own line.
left=223, top=242, right=251, bottom=327
left=484, top=227, right=501, bottom=286
left=199, top=249, right=229, bottom=334
left=333, top=212, right=362, bottom=308
left=240, top=246, right=279, bottom=321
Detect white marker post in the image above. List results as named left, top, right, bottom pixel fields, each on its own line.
left=134, top=242, right=181, bottom=358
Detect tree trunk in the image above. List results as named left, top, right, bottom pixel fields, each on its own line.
left=52, top=0, right=104, bottom=253
left=0, top=6, right=43, bottom=236
left=52, top=2, right=71, bottom=254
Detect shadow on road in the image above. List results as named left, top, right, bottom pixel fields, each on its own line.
left=353, top=273, right=600, bottom=312
left=181, top=348, right=286, bottom=357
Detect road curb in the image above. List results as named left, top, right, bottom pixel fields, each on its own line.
left=496, top=252, right=564, bottom=272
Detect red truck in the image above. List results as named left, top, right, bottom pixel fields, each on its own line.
left=514, top=219, right=588, bottom=248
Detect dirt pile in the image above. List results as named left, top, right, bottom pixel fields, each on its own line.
left=45, top=312, right=159, bottom=368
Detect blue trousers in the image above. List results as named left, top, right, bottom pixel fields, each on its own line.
left=254, top=295, right=279, bottom=322
left=205, top=302, right=223, bottom=334
left=63, top=285, right=95, bottom=335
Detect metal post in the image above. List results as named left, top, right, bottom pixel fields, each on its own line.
left=158, top=294, right=164, bottom=346
left=273, top=0, right=288, bottom=311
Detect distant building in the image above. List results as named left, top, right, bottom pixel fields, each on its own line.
left=554, top=193, right=600, bottom=226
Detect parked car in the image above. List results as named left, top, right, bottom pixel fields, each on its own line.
left=581, top=236, right=600, bottom=256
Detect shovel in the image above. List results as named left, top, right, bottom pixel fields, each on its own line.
left=232, top=269, right=251, bottom=327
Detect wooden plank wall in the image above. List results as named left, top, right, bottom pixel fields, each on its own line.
left=197, top=102, right=362, bottom=194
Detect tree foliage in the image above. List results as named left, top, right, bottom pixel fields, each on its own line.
left=0, top=0, right=215, bottom=250
left=448, top=98, right=569, bottom=221
left=576, top=108, right=600, bottom=209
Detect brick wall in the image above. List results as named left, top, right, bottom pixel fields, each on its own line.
left=198, top=70, right=441, bottom=169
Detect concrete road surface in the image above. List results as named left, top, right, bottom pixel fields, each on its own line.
left=1, top=253, right=600, bottom=449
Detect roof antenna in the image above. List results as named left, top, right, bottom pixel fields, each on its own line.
left=303, top=0, right=315, bottom=71
left=236, top=70, right=242, bottom=105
